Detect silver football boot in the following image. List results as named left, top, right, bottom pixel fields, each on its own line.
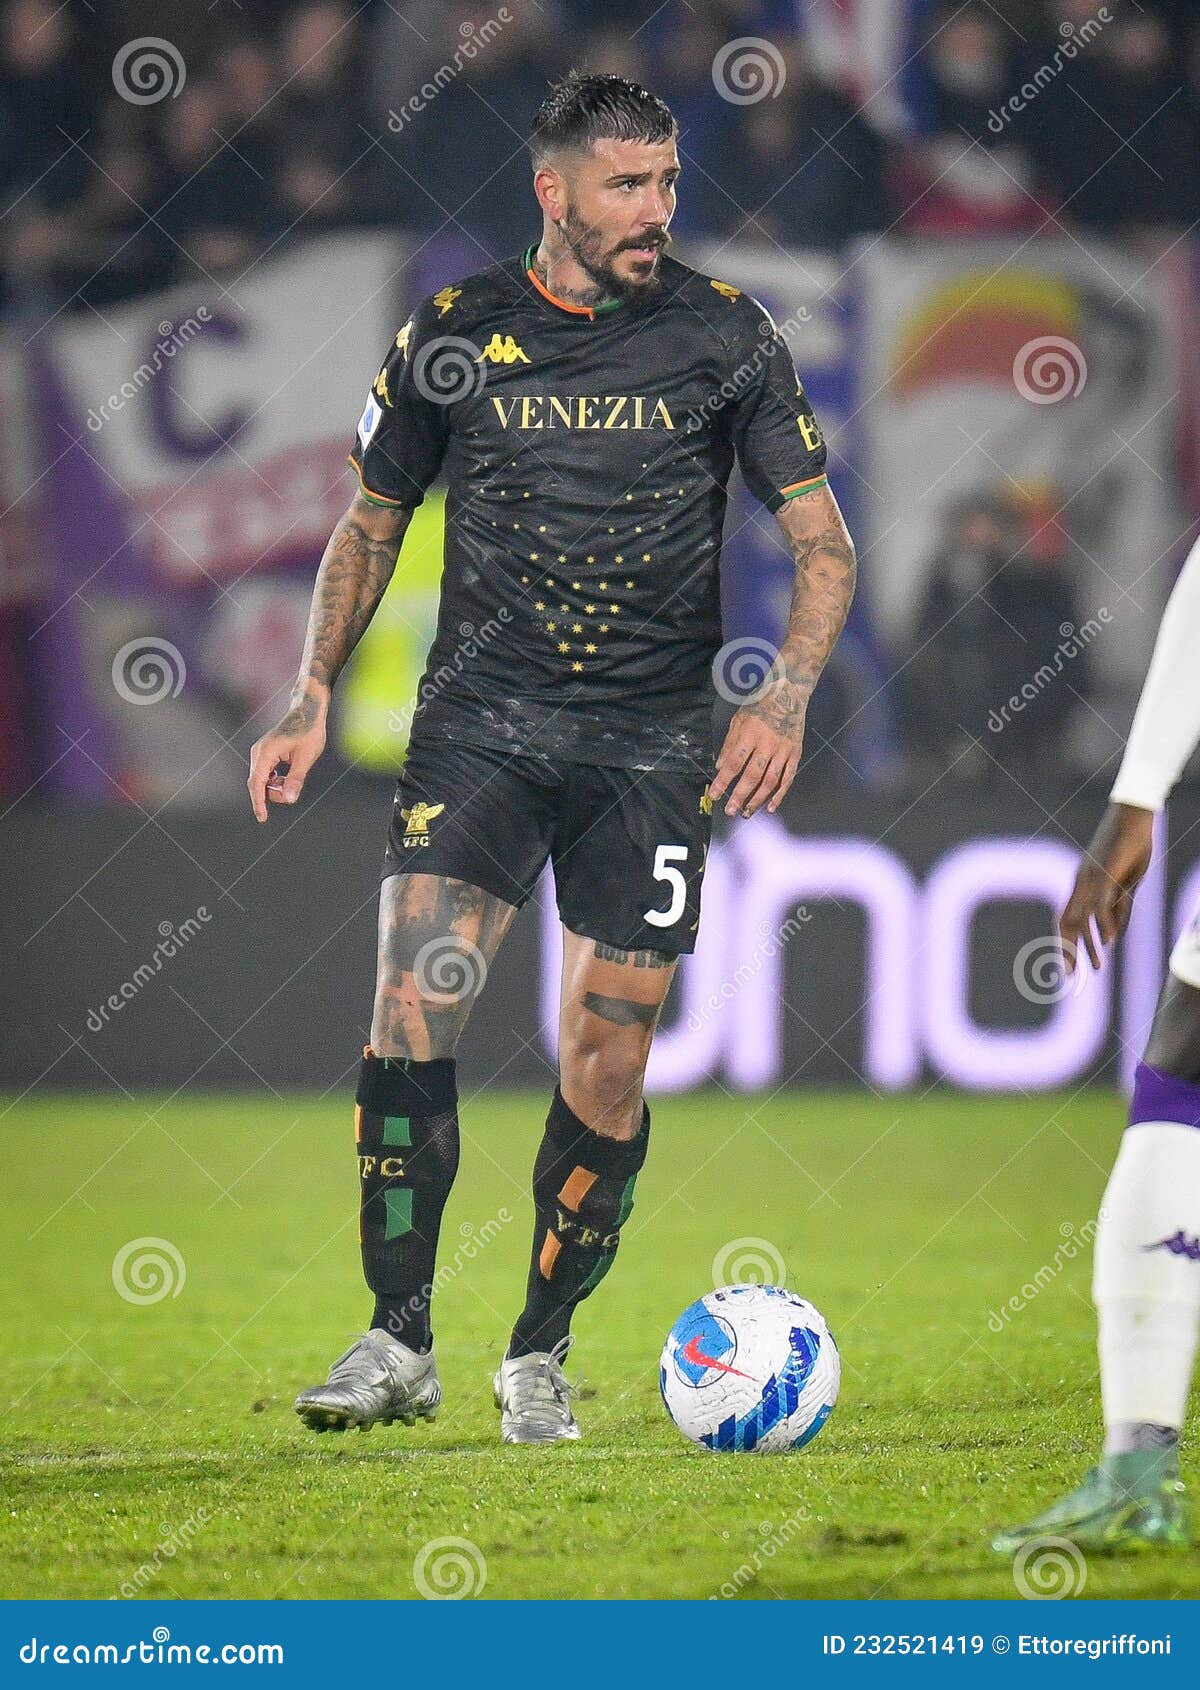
left=295, top=1330, right=440, bottom=1432
left=493, top=1336, right=581, bottom=1444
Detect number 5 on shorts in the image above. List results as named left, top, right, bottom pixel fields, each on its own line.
left=644, top=843, right=688, bottom=928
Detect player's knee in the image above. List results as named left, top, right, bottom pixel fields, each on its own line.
left=560, top=1024, right=649, bottom=1136
left=370, top=977, right=463, bottom=1061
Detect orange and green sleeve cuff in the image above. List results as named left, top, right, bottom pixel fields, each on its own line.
left=779, top=473, right=829, bottom=502
left=347, top=454, right=410, bottom=509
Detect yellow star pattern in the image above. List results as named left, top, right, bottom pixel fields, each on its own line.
left=585, top=643, right=597, bottom=654
left=571, top=662, right=583, bottom=673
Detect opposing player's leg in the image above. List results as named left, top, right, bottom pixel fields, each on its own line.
left=297, top=738, right=555, bottom=1434
left=495, top=759, right=709, bottom=1444
left=994, top=963, right=1200, bottom=1553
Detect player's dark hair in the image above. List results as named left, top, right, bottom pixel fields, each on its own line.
left=530, top=71, right=677, bottom=165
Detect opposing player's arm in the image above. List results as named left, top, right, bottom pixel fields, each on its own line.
left=711, top=483, right=856, bottom=817
left=247, top=495, right=412, bottom=823
left=1061, top=533, right=1200, bottom=969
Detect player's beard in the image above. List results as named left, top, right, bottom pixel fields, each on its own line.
left=559, top=197, right=671, bottom=305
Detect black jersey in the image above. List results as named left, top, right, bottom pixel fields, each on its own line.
left=349, top=248, right=828, bottom=771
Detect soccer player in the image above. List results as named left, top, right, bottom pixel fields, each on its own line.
left=994, top=534, right=1200, bottom=1553
left=246, top=74, right=855, bottom=1444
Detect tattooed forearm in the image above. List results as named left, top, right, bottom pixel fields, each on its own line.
left=295, top=495, right=413, bottom=698
left=746, top=489, right=856, bottom=738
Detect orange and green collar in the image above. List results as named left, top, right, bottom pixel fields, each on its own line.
left=523, top=245, right=623, bottom=319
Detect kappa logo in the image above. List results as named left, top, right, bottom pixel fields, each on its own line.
left=478, top=332, right=531, bottom=366
left=373, top=364, right=391, bottom=406
left=699, top=791, right=713, bottom=816
left=395, top=319, right=413, bottom=358
left=710, top=278, right=741, bottom=301
left=433, top=285, right=462, bottom=317
left=400, top=801, right=445, bottom=848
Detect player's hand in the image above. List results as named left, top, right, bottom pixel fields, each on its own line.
left=1059, top=802, right=1155, bottom=972
left=710, top=704, right=805, bottom=819
left=247, top=686, right=328, bottom=824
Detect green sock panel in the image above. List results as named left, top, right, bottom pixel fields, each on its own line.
left=355, top=1053, right=459, bottom=1351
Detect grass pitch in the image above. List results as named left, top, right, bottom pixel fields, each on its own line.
left=0, top=1088, right=1194, bottom=1601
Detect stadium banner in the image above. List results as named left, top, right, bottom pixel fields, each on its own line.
left=29, top=232, right=411, bottom=806
left=0, top=1598, right=1193, bottom=1676
left=857, top=237, right=1190, bottom=742
left=5, top=785, right=1200, bottom=1097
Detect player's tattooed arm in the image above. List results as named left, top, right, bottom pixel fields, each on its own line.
left=710, top=484, right=856, bottom=820
left=247, top=494, right=413, bottom=822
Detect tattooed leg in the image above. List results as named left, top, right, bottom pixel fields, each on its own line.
left=370, top=873, right=518, bottom=1060
left=557, top=929, right=677, bottom=1139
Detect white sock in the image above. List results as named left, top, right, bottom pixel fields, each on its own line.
left=1093, top=1122, right=1200, bottom=1448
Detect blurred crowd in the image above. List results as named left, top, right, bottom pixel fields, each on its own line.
left=3, top=0, right=1198, bottom=801
left=2, top=0, right=1199, bottom=313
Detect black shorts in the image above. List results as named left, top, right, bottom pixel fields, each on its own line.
left=383, top=734, right=713, bottom=956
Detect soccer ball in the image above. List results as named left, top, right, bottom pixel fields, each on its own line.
left=659, top=1284, right=840, bottom=1453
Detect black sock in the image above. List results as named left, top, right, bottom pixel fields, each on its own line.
left=355, top=1049, right=459, bottom=1352
left=508, top=1087, right=650, bottom=1359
